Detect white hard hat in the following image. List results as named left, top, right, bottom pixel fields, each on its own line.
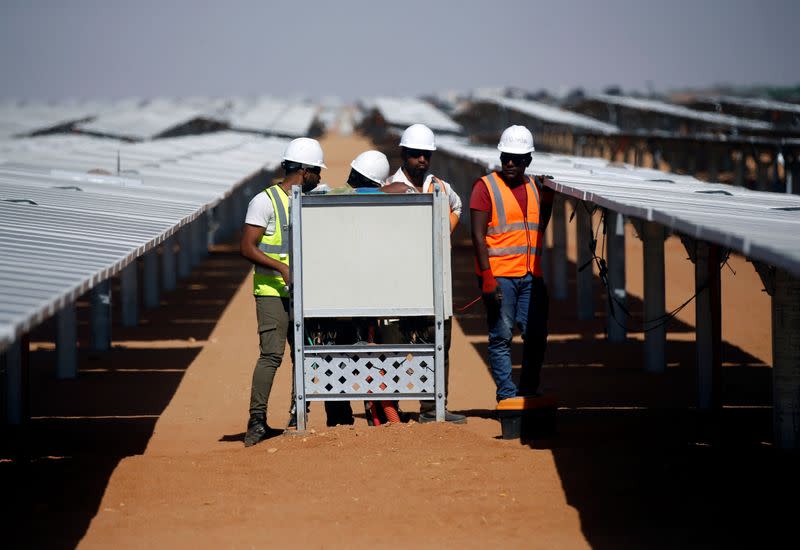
left=351, top=150, right=390, bottom=185
left=497, top=125, right=535, bottom=154
left=282, top=137, right=327, bottom=168
left=399, top=123, right=436, bottom=151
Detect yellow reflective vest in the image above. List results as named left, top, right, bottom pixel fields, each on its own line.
left=253, top=185, right=290, bottom=297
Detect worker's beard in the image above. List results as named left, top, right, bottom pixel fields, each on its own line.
left=302, top=181, right=318, bottom=194
left=406, top=165, right=428, bottom=180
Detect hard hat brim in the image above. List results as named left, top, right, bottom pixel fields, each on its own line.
left=283, top=156, right=327, bottom=169
left=400, top=144, right=437, bottom=151
left=497, top=145, right=535, bottom=154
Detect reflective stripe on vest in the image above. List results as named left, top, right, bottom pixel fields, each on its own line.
left=482, top=172, right=544, bottom=277
left=253, top=185, right=290, bottom=297
left=488, top=246, right=539, bottom=256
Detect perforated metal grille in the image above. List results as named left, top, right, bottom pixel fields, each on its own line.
left=304, top=350, right=435, bottom=396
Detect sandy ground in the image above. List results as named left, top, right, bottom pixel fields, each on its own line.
left=2, top=130, right=796, bottom=550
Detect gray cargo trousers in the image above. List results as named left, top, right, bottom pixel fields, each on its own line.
left=248, top=296, right=293, bottom=418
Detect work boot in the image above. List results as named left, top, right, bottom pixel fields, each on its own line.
left=244, top=413, right=269, bottom=447
left=325, top=401, right=354, bottom=427
left=418, top=410, right=467, bottom=424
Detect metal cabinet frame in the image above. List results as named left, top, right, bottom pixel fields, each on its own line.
left=290, top=187, right=447, bottom=431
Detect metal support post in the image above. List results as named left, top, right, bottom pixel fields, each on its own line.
left=687, top=151, right=697, bottom=175
left=143, top=248, right=160, bottom=308
left=652, top=148, right=663, bottom=170
left=291, top=187, right=307, bottom=432
left=177, top=228, right=191, bottom=279
left=221, top=198, right=235, bottom=240
left=694, top=241, right=722, bottom=410
left=772, top=269, right=800, bottom=449
left=56, top=303, right=77, bottom=379
left=540, top=227, right=551, bottom=288
left=3, top=339, right=23, bottom=424
left=207, top=207, right=219, bottom=247
left=606, top=211, right=627, bottom=342
left=576, top=202, right=594, bottom=320
left=756, top=157, right=770, bottom=192
left=707, top=147, right=719, bottom=183
left=90, top=280, right=112, bottom=352
left=233, top=189, right=246, bottom=231
left=773, top=150, right=783, bottom=192
left=120, top=261, right=138, bottom=327
left=642, top=221, right=667, bottom=373
left=551, top=195, right=568, bottom=301
left=734, top=150, right=745, bottom=187
left=789, top=159, right=799, bottom=195
left=204, top=211, right=213, bottom=253
left=162, top=236, right=177, bottom=291
left=190, top=219, right=204, bottom=266
left=666, top=150, right=678, bottom=172
left=432, top=185, right=446, bottom=421
left=573, top=137, right=584, bottom=157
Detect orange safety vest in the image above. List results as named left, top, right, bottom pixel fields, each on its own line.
left=425, top=176, right=459, bottom=230
left=481, top=171, right=544, bottom=277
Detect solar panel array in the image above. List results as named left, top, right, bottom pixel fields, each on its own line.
left=435, top=135, right=800, bottom=276
left=225, top=97, right=321, bottom=137
left=74, top=103, right=221, bottom=140
left=583, top=93, right=775, bottom=132
left=368, top=97, right=463, bottom=134
left=694, top=95, right=800, bottom=116
left=0, top=100, right=123, bottom=139
left=466, top=94, right=621, bottom=134
left=0, top=131, right=292, bottom=352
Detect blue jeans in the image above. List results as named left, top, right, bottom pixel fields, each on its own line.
left=484, top=274, right=549, bottom=401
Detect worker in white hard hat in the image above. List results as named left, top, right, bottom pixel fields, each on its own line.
left=303, top=150, right=394, bottom=427
left=240, top=137, right=328, bottom=446
left=347, top=150, right=391, bottom=192
left=382, top=123, right=466, bottom=424
left=384, top=123, right=463, bottom=228
left=469, top=125, right=554, bottom=403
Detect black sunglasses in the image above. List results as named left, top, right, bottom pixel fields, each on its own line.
left=303, top=165, right=322, bottom=175
left=500, top=153, right=529, bottom=166
left=404, top=148, right=432, bottom=160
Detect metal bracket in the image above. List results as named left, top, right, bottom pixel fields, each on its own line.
left=749, top=259, right=776, bottom=296
left=631, top=218, right=670, bottom=242
left=679, top=235, right=698, bottom=263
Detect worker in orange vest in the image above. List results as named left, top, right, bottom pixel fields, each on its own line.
left=469, top=125, right=554, bottom=401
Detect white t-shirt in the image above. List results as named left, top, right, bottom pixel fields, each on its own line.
left=244, top=189, right=278, bottom=235
left=385, top=168, right=463, bottom=219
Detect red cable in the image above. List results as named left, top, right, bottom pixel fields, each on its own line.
left=457, top=295, right=482, bottom=312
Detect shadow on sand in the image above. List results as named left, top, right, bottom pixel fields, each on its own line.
left=1, top=244, right=251, bottom=549
left=448, top=243, right=797, bottom=549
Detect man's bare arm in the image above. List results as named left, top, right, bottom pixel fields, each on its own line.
left=471, top=209, right=490, bottom=272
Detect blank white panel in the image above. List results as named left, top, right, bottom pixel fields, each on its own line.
left=301, top=204, right=434, bottom=313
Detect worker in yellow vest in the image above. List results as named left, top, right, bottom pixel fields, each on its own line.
left=469, top=126, right=554, bottom=401
left=383, top=123, right=466, bottom=424
left=240, top=137, right=325, bottom=447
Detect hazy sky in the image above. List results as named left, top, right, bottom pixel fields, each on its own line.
left=1, top=0, right=798, bottom=101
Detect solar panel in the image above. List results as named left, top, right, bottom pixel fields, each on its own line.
left=435, top=136, right=800, bottom=276
left=0, top=132, right=292, bottom=352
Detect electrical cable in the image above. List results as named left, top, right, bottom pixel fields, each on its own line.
left=577, top=205, right=732, bottom=334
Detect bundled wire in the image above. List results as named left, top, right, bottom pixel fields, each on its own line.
left=576, top=201, right=732, bottom=334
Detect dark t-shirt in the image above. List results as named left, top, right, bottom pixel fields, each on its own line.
left=469, top=172, right=554, bottom=221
